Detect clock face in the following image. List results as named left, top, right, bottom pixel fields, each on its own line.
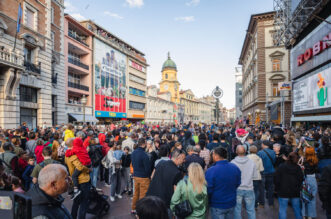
left=164, top=84, right=168, bottom=90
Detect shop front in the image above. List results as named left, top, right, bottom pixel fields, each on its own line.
left=291, top=15, right=331, bottom=128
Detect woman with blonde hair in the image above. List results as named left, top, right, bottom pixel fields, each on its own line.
left=302, top=147, right=318, bottom=219
left=170, top=163, right=208, bottom=219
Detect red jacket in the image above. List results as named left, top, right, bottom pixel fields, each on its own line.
left=83, top=136, right=90, bottom=148
left=98, top=133, right=110, bottom=156
left=34, top=145, right=44, bottom=164
left=66, top=138, right=91, bottom=166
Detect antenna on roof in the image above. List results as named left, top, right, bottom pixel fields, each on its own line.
left=168, top=51, right=170, bottom=59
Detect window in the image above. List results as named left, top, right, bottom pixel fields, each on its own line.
left=51, top=31, right=55, bottom=50
left=165, top=74, right=168, bottom=79
left=129, top=101, right=145, bottom=110
left=68, top=73, right=81, bottom=84
left=51, top=7, right=54, bottom=24
left=24, top=46, right=33, bottom=63
left=20, top=86, right=38, bottom=103
left=20, top=108, right=37, bottom=130
left=52, top=95, right=56, bottom=107
left=26, top=8, right=35, bottom=29
left=272, top=83, right=280, bottom=97
left=68, top=52, right=81, bottom=61
left=239, top=91, right=242, bottom=95
left=272, top=59, right=281, bottom=72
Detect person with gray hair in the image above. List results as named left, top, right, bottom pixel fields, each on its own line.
left=184, top=144, right=205, bottom=170
left=273, top=143, right=287, bottom=168
left=231, top=145, right=258, bottom=219
left=26, top=164, right=72, bottom=219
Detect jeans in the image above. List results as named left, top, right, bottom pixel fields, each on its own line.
left=110, top=168, right=121, bottom=197
left=71, top=182, right=91, bottom=219
left=234, top=189, right=255, bottom=219
left=210, top=207, right=234, bottom=219
left=121, top=167, right=132, bottom=192
left=302, top=175, right=317, bottom=217
left=132, top=177, right=150, bottom=210
left=278, top=197, right=302, bottom=219
left=90, top=165, right=99, bottom=188
left=253, top=180, right=262, bottom=208
left=260, top=173, right=274, bottom=206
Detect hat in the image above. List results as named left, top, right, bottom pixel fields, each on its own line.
left=262, top=140, right=273, bottom=148
left=236, top=129, right=248, bottom=136
left=88, top=131, right=94, bottom=136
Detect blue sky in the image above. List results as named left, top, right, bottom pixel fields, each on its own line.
left=64, top=0, right=273, bottom=108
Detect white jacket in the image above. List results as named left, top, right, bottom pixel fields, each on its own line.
left=247, top=154, right=264, bottom=180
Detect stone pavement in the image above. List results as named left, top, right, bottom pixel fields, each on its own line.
left=63, top=182, right=328, bottom=219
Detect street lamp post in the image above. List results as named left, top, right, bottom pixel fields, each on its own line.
left=81, top=95, right=87, bottom=124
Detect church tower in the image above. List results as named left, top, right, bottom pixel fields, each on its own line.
left=159, top=52, right=180, bottom=103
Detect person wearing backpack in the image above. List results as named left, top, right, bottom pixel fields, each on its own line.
left=0, top=142, right=19, bottom=177
left=26, top=132, right=37, bottom=155
left=274, top=152, right=304, bottom=219
left=31, top=146, right=58, bottom=184
left=257, top=140, right=276, bottom=208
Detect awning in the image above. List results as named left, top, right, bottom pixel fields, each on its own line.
left=266, top=99, right=281, bottom=107
left=69, top=114, right=99, bottom=122
left=291, top=115, right=331, bottom=122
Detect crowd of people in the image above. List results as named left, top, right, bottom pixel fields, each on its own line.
left=0, top=121, right=330, bottom=219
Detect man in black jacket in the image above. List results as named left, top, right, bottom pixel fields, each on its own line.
left=318, top=164, right=331, bottom=219
left=26, top=163, right=72, bottom=219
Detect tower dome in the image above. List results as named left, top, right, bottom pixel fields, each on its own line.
left=162, top=52, right=177, bottom=71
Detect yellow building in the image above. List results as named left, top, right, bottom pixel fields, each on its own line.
left=159, top=52, right=180, bottom=103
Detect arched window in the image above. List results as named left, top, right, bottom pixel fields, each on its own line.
left=272, top=59, right=281, bottom=72
left=165, top=74, right=168, bottom=79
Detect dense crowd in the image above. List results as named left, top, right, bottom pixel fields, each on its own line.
left=0, top=121, right=330, bottom=219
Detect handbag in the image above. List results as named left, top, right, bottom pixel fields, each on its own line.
left=301, top=177, right=313, bottom=203
left=174, top=179, right=193, bottom=218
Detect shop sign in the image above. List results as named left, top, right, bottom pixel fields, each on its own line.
left=132, top=114, right=144, bottom=118
left=291, top=16, right=331, bottom=79
left=129, top=60, right=146, bottom=72
left=297, top=32, right=330, bottom=66
left=278, top=82, right=291, bottom=91
left=129, top=87, right=146, bottom=97
left=293, top=67, right=330, bottom=112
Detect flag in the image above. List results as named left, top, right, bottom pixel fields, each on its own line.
left=16, top=3, right=22, bottom=33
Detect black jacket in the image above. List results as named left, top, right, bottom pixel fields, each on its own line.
left=26, top=184, right=72, bottom=219
left=318, top=164, right=331, bottom=214
left=274, top=162, right=304, bottom=198
left=184, top=153, right=205, bottom=170
left=121, top=153, right=131, bottom=168
left=88, top=144, right=103, bottom=167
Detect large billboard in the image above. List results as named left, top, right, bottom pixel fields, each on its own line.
left=94, top=38, right=127, bottom=118
left=293, top=67, right=331, bottom=112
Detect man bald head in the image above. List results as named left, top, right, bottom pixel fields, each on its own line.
left=38, top=164, right=69, bottom=198
left=236, top=145, right=246, bottom=156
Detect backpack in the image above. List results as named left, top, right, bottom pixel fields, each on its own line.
left=301, top=177, right=314, bottom=203
left=89, top=145, right=103, bottom=167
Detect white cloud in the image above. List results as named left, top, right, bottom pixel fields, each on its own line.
left=71, top=13, right=86, bottom=21
left=64, top=1, right=76, bottom=13
left=175, top=16, right=195, bottom=22
left=126, top=0, right=144, bottom=8
left=186, top=0, right=200, bottom=6
left=104, top=11, right=124, bottom=19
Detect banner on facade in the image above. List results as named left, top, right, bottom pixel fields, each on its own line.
left=94, top=38, right=127, bottom=118
left=278, top=82, right=291, bottom=91
left=293, top=67, right=330, bottom=112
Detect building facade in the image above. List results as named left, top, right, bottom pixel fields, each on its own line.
left=239, top=11, right=291, bottom=126
left=235, top=67, right=243, bottom=119
left=80, top=20, right=147, bottom=123
left=179, top=89, right=199, bottom=123
left=288, top=1, right=331, bottom=127
left=197, top=99, right=213, bottom=124
left=0, top=0, right=65, bottom=129
left=159, top=53, right=180, bottom=103
left=64, top=14, right=94, bottom=123
left=146, top=85, right=175, bottom=124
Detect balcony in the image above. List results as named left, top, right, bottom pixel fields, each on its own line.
left=68, top=81, right=89, bottom=91
left=24, top=61, right=41, bottom=74
left=68, top=30, right=89, bottom=47
left=0, top=48, right=24, bottom=68
left=68, top=57, right=89, bottom=70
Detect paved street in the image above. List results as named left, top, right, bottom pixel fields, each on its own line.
left=63, top=181, right=328, bottom=219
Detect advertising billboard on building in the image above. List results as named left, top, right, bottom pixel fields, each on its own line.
left=94, top=38, right=127, bottom=118
left=293, top=67, right=330, bottom=112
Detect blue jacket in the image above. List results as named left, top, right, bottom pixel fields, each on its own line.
left=257, top=148, right=276, bottom=174
left=205, top=160, right=241, bottom=209
left=132, top=147, right=151, bottom=178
